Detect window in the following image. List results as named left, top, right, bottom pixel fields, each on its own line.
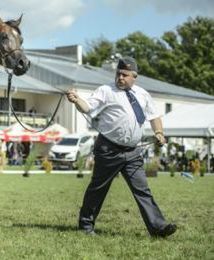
left=80, top=136, right=90, bottom=143
left=0, top=97, right=26, bottom=112
left=165, top=103, right=172, bottom=114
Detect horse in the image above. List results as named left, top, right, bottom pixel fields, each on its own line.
left=0, top=15, right=30, bottom=76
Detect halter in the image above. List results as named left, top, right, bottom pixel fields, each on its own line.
left=0, top=48, right=23, bottom=77
left=0, top=48, right=22, bottom=60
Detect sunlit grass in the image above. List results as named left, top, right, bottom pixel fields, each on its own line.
left=0, top=173, right=213, bottom=259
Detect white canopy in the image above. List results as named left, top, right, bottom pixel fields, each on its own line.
left=144, top=104, right=214, bottom=172
left=145, top=104, right=214, bottom=137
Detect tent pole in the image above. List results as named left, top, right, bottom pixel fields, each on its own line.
left=207, top=137, right=211, bottom=173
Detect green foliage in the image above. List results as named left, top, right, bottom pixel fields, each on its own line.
left=84, top=16, right=214, bottom=95
left=168, top=162, right=177, bottom=177
left=200, top=160, right=207, bottom=176
left=83, top=37, right=113, bottom=66
left=23, top=149, right=37, bottom=174
left=42, top=157, right=53, bottom=174
left=156, top=16, right=214, bottom=95
left=144, top=158, right=159, bottom=177
left=116, top=31, right=160, bottom=78
left=0, top=175, right=213, bottom=259
left=75, top=155, right=86, bottom=178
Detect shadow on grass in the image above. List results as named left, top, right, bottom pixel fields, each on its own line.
left=10, top=223, right=147, bottom=238
left=12, top=223, right=78, bottom=232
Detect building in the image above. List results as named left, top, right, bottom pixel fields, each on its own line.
left=0, top=45, right=214, bottom=134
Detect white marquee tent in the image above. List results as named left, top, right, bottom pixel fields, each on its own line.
left=144, top=104, right=214, bottom=172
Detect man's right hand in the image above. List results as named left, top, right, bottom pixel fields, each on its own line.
left=66, top=88, right=90, bottom=113
left=66, top=89, right=79, bottom=104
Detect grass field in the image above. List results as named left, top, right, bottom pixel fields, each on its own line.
left=0, top=173, right=213, bottom=260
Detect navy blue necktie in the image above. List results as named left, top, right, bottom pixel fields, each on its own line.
left=125, top=89, right=145, bottom=124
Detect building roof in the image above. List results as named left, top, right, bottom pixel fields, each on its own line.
left=1, top=50, right=214, bottom=102
left=0, top=67, right=61, bottom=94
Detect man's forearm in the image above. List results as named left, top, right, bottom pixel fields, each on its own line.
left=66, top=89, right=90, bottom=113
left=75, top=98, right=90, bottom=113
left=150, top=117, right=164, bottom=134
left=150, top=117, right=166, bottom=145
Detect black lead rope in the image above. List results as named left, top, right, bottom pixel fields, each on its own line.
left=7, top=72, right=64, bottom=132
left=7, top=72, right=160, bottom=146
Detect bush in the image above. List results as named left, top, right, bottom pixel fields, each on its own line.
left=189, top=159, right=200, bottom=176
left=168, top=162, right=176, bottom=177
left=42, top=157, right=53, bottom=174
left=144, top=158, right=159, bottom=177
left=23, top=149, right=37, bottom=177
left=200, top=160, right=207, bottom=177
left=76, top=155, right=86, bottom=178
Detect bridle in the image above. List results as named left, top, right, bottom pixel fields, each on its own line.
left=0, top=19, right=65, bottom=133
left=0, top=47, right=22, bottom=58
left=0, top=48, right=22, bottom=74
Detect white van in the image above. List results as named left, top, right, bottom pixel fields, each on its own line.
left=48, top=133, right=94, bottom=169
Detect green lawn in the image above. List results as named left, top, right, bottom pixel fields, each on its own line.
left=0, top=173, right=213, bottom=260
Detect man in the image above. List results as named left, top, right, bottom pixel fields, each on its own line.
left=66, top=56, right=177, bottom=237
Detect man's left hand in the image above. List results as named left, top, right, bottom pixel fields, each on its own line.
left=155, top=132, right=166, bottom=146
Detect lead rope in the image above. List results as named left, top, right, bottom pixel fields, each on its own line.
left=6, top=71, right=64, bottom=132
left=6, top=71, right=158, bottom=146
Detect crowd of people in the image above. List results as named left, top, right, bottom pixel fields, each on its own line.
left=143, top=143, right=214, bottom=173
left=0, top=140, right=31, bottom=167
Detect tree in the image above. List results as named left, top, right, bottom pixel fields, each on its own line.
left=152, top=16, right=214, bottom=95
left=83, top=17, right=214, bottom=95
left=83, top=37, right=113, bottom=67
left=115, top=31, right=161, bottom=78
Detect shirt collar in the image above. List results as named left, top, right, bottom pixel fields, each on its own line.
left=127, top=85, right=137, bottom=93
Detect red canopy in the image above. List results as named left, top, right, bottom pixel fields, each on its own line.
left=39, top=123, right=69, bottom=143
left=3, top=123, right=69, bottom=143
left=3, top=123, right=43, bottom=142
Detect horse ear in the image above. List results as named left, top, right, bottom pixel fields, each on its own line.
left=6, top=14, right=23, bottom=28
left=15, top=14, right=23, bottom=26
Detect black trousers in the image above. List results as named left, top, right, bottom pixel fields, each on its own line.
left=79, top=134, right=167, bottom=235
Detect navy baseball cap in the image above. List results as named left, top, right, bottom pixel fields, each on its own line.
left=117, top=56, right=138, bottom=73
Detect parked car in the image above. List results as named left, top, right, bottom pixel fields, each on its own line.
left=48, top=133, right=94, bottom=169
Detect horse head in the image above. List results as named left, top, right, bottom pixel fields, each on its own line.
left=0, top=15, right=30, bottom=76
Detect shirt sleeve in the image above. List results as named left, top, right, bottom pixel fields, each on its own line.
left=144, top=92, right=160, bottom=121
left=85, top=86, right=107, bottom=118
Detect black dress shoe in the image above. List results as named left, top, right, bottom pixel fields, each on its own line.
left=153, top=223, right=177, bottom=238
left=84, top=229, right=96, bottom=236
left=79, top=228, right=96, bottom=236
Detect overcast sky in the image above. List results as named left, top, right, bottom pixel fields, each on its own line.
left=1, top=0, right=213, bottom=50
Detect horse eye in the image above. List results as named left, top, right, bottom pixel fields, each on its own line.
left=0, top=32, right=8, bottom=40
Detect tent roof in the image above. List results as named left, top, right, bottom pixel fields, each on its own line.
left=145, top=104, right=214, bottom=137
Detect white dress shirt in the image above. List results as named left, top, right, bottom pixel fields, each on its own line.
left=85, top=83, right=160, bottom=147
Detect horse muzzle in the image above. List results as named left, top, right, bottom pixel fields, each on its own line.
left=4, top=50, right=30, bottom=76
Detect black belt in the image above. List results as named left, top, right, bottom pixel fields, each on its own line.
left=98, top=134, right=136, bottom=152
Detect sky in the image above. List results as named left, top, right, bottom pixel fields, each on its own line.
left=1, top=0, right=213, bottom=52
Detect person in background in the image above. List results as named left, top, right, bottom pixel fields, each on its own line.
left=28, top=106, right=37, bottom=117
left=0, top=140, right=7, bottom=173
left=66, top=56, right=177, bottom=237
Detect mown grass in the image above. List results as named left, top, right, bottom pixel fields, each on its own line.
left=0, top=173, right=213, bottom=260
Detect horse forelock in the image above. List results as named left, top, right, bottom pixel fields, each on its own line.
left=5, top=20, right=21, bottom=35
